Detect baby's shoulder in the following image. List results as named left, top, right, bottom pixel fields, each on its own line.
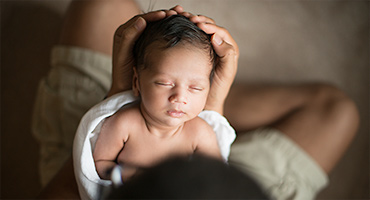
left=185, top=116, right=213, bottom=135
left=105, top=102, right=143, bottom=128
left=188, top=116, right=209, bottom=125
left=115, top=102, right=141, bottom=118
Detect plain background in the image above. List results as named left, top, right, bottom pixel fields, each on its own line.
left=1, top=0, right=369, bottom=199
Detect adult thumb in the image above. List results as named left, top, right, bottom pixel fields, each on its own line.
left=211, top=34, right=238, bottom=59
left=211, top=33, right=238, bottom=81
left=115, top=17, right=146, bottom=55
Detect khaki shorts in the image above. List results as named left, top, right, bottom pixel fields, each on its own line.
left=229, top=128, right=328, bottom=200
left=32, top=46, right=111, bottom=186
left=32, top=46, right=328, bottom=199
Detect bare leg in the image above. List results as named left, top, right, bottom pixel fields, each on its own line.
left=59, top=0, right=141, bottom=55
left=224, top=83, right=359, bottom=174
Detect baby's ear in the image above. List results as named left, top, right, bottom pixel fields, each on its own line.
left=132, top=67, right=140, bottom=96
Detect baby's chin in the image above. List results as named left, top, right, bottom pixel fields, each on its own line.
left=161, top=117, right=188, bottom=128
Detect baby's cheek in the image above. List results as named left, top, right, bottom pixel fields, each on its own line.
left=194, top=96, right=208, bottom=112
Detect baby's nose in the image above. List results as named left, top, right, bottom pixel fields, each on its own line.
left=169, top=90, right=187, bottom=104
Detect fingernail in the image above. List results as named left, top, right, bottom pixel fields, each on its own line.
left=213, top=34, right=223, bottom=45
left=168, top=10, right=177, bottom=16
left=134, top=17, right=145, bottom=31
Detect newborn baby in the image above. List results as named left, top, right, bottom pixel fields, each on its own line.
left=93, top=15, right=222, bottom=181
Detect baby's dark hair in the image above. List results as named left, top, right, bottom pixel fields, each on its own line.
left=133, top=15, right=219, bottom=82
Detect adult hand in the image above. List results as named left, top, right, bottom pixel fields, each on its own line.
left=107, top=8, right=180, bottom=97
left=175, top=7, right=239, bottom=115
left=203, top=22, right=239, bottom=115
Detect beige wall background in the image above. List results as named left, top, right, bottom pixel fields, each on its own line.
left=1, top=0, right=369, bottom=199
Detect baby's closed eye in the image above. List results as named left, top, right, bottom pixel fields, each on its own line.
left=189, top=86, right=204, bottom=91
left=155, top=82, right=174, bottom=87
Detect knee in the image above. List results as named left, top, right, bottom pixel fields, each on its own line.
left=311, top=83, right=360, bottom=134
left=311, top=83, right=356, bottom=110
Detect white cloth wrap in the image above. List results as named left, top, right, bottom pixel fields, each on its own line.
left=73, top=90, right=236, bottom=200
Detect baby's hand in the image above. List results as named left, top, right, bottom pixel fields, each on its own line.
left=110, top=164, right=141, bottom=185
left=121, top=164, right=140, bottom=182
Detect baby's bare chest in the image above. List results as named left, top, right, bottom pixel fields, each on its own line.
left=116, top=130, right=195, bottom=167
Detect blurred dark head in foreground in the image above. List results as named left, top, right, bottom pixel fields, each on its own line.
left=108, top=155, right=269, bottom=199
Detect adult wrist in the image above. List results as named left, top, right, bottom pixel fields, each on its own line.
left=107, top=82, right=131, bottom=98
left=204, top=99, right=225, bottom=115
left=106, top=87, right=119, bottom=98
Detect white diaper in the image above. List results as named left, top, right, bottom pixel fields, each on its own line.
left=73, top=90, right=236, bottom=200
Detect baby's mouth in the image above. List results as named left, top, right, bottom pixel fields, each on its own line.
left=167, top=110, right=185, bottom=118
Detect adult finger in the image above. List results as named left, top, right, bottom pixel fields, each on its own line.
left=114, top=10, right=166, bottom=58
left=179, top=11, right=193, bottom=18
left=170, top=5, right=195, bottom=19
left=140, top=10, right=167, bottom=22
left=170, top=5, right=184, bottom=13
left=163, top=9, right=178, bottom=17
left=114, top=17, right=144, bottom=57
left=211, top=33, right=238, bottom=60
left=171, top=5, right=195, bottom=18
left=114, top=10, right=165, bottom=45
left=189, top=15, right=215, bottom=24
left=169, top=5, right=215, bottom=24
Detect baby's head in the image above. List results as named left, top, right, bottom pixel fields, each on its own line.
left=133, top=14, right=218, bottom=82
left=132, top=15, right=219, bottom=127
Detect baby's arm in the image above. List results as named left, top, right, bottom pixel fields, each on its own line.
left=93, top=112, right=128, bottom=180
left=193, top=118, right=223, bottom=160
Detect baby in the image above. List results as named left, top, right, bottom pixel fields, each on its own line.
left=93, top=15, right=222, bottom=181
